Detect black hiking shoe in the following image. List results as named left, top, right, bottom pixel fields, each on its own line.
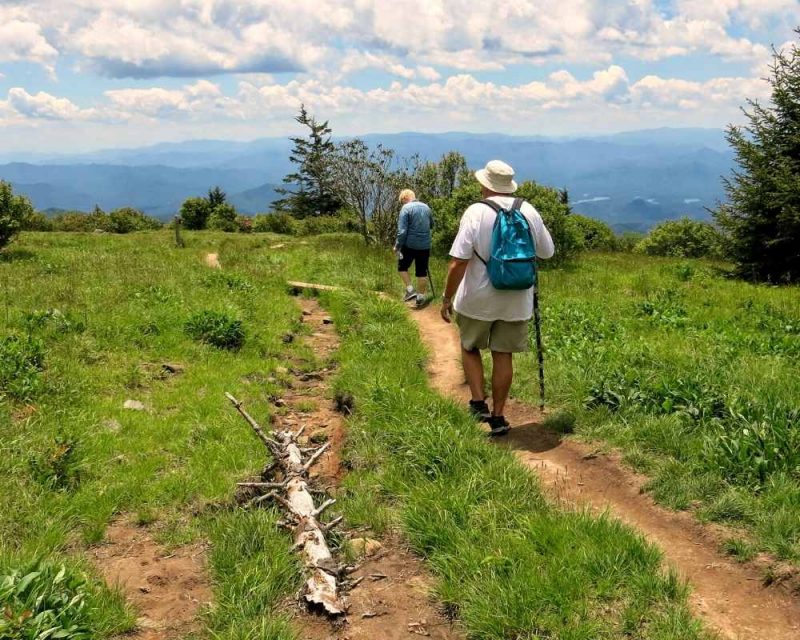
left=469, top=399, right=491, bottom=422
left=488, top=415, right=511, bottom=437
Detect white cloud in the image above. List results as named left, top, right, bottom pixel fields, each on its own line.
left=3, top=0, right=797, bottom=78
left=5, top=88, right=84, bottom=120
left=0, top=12, right=58, bottom=72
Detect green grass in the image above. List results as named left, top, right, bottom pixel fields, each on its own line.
left=324, top=290, right=709, bottom=639
left=514, top=253, right=800, bottom=564
left=3, top=230, right=797, bottom=638
left=0, top=231, right=303, bottom=639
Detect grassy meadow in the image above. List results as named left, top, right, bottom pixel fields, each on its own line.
left=2, top=229, right=798, bottom=638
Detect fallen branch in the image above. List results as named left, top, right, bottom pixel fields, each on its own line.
left=226, top=393, right=347, bottom=615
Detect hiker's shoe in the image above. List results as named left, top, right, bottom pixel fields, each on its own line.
left=469, top=400, right=491, bottom=422
left=403, top=288, right=417, bottom=302
left=415, top=294, right=428, bottom=308
left=488, top=415, right=511, bottom=437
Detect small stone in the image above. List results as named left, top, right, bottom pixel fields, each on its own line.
left=273, top=398, right=286, bottom=408
left=302, top=310, right=312, bottom=317
left=322, top=317, right=334, bottom=325
left=161, top=363, right=185, bottom=374
left=349, top=538, right=382, bottom=557
left=123, top=400, right=146, bottom=411
left=282, top=334, right=294, bottom=344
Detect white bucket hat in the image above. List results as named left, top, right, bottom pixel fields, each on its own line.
left=475, top=160, right=518, bottom=194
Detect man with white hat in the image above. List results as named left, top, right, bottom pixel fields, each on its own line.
left=440, top=160, right=555, bottom=436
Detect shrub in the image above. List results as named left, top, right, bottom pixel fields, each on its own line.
left=179, top=197, right=212, bottom=230
left=253, top=213, right=296, bottom=234
left=0, top=335, right=44, bottom=401
left=235, top=214, right=253, bottom=233
left=0, top=561, right=106, bottom=639
left=21, top=211, right=53, bottom=232
left=29, top=436, right=83, bottom=491
left=185, top=310, right=244, bottom=350
left=430, top=177, right=584, bottom=263
left=207, top=204, right=238, bottom=232
left=570, top=214, right=617, bottom=251
left=107, top=207, right=162, bottom=233
left=516, top=181, right=584, bottom=263
left=298, top=214, right=360, bottom=236
left=0, top=181, right=34, bottom=250
left=617, top=232, right=645, bottom=252
left=635, top=217, right=723, bottom=259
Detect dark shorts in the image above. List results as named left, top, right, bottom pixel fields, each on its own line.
left=398, top=246, right=430, bottom=278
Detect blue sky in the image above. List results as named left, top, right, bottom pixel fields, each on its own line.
left=0, top=0, right=798, bottom=153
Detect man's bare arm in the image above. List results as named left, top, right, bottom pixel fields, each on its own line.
left=440, top=257, right=469, bottom=323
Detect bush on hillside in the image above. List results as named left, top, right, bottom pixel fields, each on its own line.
left=429, top=176, right=584, bottom=263
left=185, top=310, right=244, bottom=350
left=21, top=210, right=54, bottom=232
left=516, top=181, right=584, bottom=263
left=617, top=231, right=645, bottom=252
left=570, top=214, right=618, bottom=251
left=0, top=181, right=34, bottom=250
left=299, top=213, right=361, bottom=236
left=235, top=215, right=253, bottom=233
left=107, top=207, right=162, bottom=233
left=635, top=217, right=723, bottom=259
left=253, top=212, right=296, bottom=234
left=207, top=203, right=238, bottom=232
left=180, top=197, right=212, bottom=230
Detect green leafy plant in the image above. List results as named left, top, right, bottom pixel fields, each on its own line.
left=0, top=561, right=92, bottom=640
left=29, top=436, right=83, bottom=491
left=0, top=335, right=45, bottom=401
left=185, top=310, right=245, bottom=350
left=635, top=218, right=723, bottom=259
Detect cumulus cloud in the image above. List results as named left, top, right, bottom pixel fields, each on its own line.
left=3, top=0, right=798, bottom=78
left=0, top=12, right=58, bottom=72
left=5, top=88, right=84, bottom=120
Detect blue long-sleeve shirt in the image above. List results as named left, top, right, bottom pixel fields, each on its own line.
left=396, top=201, right=433, bottom=250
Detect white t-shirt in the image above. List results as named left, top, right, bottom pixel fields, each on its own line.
left=449, top=196, right=555, bottom=322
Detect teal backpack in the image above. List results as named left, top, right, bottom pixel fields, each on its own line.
left=475, top=198, right=538, bottom=290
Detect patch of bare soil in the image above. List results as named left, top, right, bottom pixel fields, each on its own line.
left=413, top=303, right=800, bottom=640
left=204, top=253, right=221, bottom=269
left=91, top=520, right=212, bottom=640
left=288, top=298, right=464, bottom=640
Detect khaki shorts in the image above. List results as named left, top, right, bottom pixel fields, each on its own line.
left=455, top=313, right=529, bottom=353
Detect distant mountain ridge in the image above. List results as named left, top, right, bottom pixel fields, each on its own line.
left=0, top=128, right=733, bottom=228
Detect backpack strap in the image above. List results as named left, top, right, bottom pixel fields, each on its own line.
left=473, top=199, right=505, bottom=265
left=511, top=197, right=524, bottom=211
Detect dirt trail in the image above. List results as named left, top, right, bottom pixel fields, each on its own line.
left=92, top=520, right=212, bottom=640
left=288, top=299, right=464, bottom=640
left=413, top=303, right=800, bottom=640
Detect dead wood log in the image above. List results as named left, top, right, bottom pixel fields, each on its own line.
left=226, top=393, right=346, bottom=615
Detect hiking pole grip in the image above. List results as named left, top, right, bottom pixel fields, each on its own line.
left=533, top=288, right=545, bottom=411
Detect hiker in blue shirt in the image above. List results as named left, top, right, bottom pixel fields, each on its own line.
left=394, top=189, right=433, bottom=308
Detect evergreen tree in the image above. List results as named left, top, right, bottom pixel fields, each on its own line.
left=715, top=30, right=800, bottom=282
left=275, top=105, right=341, bottom=218
left=208, top=186, right=227, bottom=208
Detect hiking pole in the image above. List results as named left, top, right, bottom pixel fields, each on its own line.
left=533, top=286, right=545, bottom=411
left=427, top=268, right=437, bottom=300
